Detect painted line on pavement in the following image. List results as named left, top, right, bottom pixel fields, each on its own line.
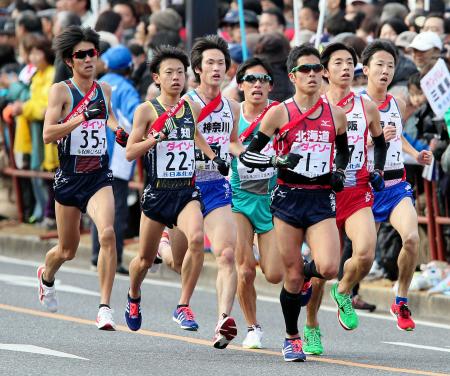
left=0, top=344, right=88, bottom=360
left=0, top=303, right=447, bottom=376
left=1, top=255, right=450, bottom=330
left=383, top=342, right=450, bottom=353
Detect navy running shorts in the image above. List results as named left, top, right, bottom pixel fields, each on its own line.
left=141, top=185, right=202, bottom=228
left=270, top=184, right=336, bottom=229
left=53, top=168, right=113, bottom=213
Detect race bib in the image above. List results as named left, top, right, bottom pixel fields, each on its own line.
left=237, top=142, right=275, bottom=181
left=70, top=119, right=107, bottom=156
left=347, top=133, right=365, bottom=170
left=195, top=132, right=230, bottom=171
left=367, top=137, right=403, bottom=171
left=290, top=141, right=332, bottom=178
left=157, top=140, right=195, bottom=178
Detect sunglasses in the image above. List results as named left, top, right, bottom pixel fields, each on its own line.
left=290, top=64, right=324, bottom=74
left=72, top=48, right=98, bottom=60
left=241, top=73, right=273, bottom=84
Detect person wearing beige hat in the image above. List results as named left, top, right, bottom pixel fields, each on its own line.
left=147, top=8, right=182, bottom=41
left=408, top=31, right=443, bottom=71
left=395, top=31, right=417, bottom=54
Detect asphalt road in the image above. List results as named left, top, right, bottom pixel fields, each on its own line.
left=0, top=255, right=449, bottom=376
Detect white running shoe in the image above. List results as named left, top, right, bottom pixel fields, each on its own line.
left=242, top=326, right=263, bottom=349
left=37, top=265, right=58, bottom=313
left=96, top=307, right=116, bottom=331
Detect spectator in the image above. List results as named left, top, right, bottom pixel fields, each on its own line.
left=395, top=30, right=417, bottom=56
left=259, top=7, right=286, bottom=35
left=377, top=18, right=408, bottom=44
left=326, top=12, right=356, bottom=37
left=260, top=0, right=284, bottom=11
left=15, top=10, right=42, bottom=39
left=111, top=0, right=138, bottom=44
left=221, top=9, right=259, bottom=43
left=422, top=13, right=446, bottom=36
left=408, top=31, right=443, bottom=71
left=56, top=0, right=95, bottom=27
left=129, top=43, right=152, bottom=100
left=379, top=3, right=409, bottom=24
left=95, top=10, right=123, bottom=47
left=148, top=7, right=182, bottom=43
left=299, top=0, right=319, bottom=32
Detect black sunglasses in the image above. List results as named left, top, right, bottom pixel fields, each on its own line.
left=241, top=73, right=273, bottom=84
left=290, top=64, right=324, bottom=74
left=72, top=48, right=98, bottom=60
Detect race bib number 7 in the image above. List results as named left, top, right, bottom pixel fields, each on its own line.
left=157, top=140, right=195, bottom=178
left=290, top=141, right=332, bottom=178
left=70, top=119, right=107, bottom=156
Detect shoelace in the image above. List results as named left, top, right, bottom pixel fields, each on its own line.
left=129, top=303, right=140, bottom=318
left=289, top=339, right=303, bottom=353
left=180, top=306, right=195, bottom=321
left=399, top=304, right=412, bottom=319
left=307, top=328, right=321, bottom=347
left=340, top=294, right=354, bottom=315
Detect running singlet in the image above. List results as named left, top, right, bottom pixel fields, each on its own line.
left=230, top=101, right=276, bottom=194
left=275, top=97, right=336, bottom=188
left=187, top=90, right=233, bottom=182
left=362, top=92, right=405, bottom=186
left=58, top=79, right=109, bottom=174
left=335, top=94, right=369, bottom=187
left=145, top=99, right=196, bottom=188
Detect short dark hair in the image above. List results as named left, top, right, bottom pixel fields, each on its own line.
left=407, top=72, right=421, bottom=89
left=190, top=35, right=231, bottom=83
left=261, top=8, right=286, bottom=27
left=53, top=26, right=100, bottom=61
left=235, top=57, right=274, bottom=84
left=16, top=10, right=42, bottom=33
left=56, top=11, right=81, bottom=30
left=286, top=44, right=320, bottom=72
left=111, top=0, right=138, bottom=22
left=326, top=13, right=356, bottom=36
left=303, top=0, right=320, bottom=20
left=31, top=35, right=55, bottom=65
left=95, top=10, right=122, bottom=33
left=361, top=40, right=398, bottom=66
left=376, top=18, right=408, bottom=38
left=321, top=43, right=358, bottom=69
left=149, top=45, right=189, bottom=75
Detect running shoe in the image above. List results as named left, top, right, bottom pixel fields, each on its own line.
left=172, top=306, right=199, bottom=331
left=303, top=326, right=323, bottom=355
left=242, top=326, right=263, bottom=349
left=352, top=295, right=376, bottom=312
left=150, top=231, right=168, bottom=273
left=330, top=282, right=359, bottom=330
left=96, top=306, right=116, bottom=330
left=282, top=338, right=306, bottom=362
left=37, top=265, right=58, bottom=313
left=299, top=278, right=313, bottom=307
left=390, top=301, right=415, bottom=331
left=213, top=314, right=237, bottom=349
left=125, top=294, right=142, bottom=331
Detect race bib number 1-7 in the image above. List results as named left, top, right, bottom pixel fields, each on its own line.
left=290, top=141, right=332, bottom=178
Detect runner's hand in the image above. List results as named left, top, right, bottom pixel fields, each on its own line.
left=330, top=169, right=346, bottom=192
left=271, top=153, right=301, bottom=169
left=115, top=127, right=128, bottom=147
left=213, top=156, right=229, bottom=176
left=83, top=99, right=105, bottom=121
left=369, top=169, right=384, bottom=191
left=161, top=118, right=177, bottom=136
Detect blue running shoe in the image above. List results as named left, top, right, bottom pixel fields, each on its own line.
left=125, top=294, right=141, bottom=331
left=173, top=306, right=199, bottom=331
left=282, top=338, right=306, bottom=362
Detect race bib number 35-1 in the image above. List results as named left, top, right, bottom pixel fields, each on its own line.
left=290, top=141, right=332, bottom=178
left=157, top=140, right=195, bottom=178
left=70, top=119, right=107, bottom=156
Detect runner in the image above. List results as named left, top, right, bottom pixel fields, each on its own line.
left=361, top=40, right=432, bottom=331
left=124, top=46, right=228, bottom=332
left=240, top=44, right=350, bottom=362
left=159, top=35, right=241, bottom=349
left=231, top=57, right=283, bottom=349
left=38, top=26, right=129, bottom=330
left=302, top=43, right=386, bottom=355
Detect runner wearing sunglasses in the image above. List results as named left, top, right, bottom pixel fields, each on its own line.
left=124, top=46, right=225, bottom=333
left=301, top=43, right=386, bottom=355
left=361, top=40, right=432, bottom=331
left=38, top=26, right=128, bottom=330
left=157, top=35, right=241, bottom=349
left=231, top=57, right=283, bottom=349
left=240, top=44, right=349, bottom=362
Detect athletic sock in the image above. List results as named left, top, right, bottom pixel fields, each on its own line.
left=280, top=287, right=302, bottom=336
left=41, top=275, right=54, bottom=287
left=247, top=324, right=261, bottom=332
left=395, top=296, right=408, bottom=305
left=128, top=295, right=140, bottom=303
left=99, top=304, right=110, bottom=309
left=177, top=304, right=188, bottom=309
left=304, top=260, right=324, bottom=280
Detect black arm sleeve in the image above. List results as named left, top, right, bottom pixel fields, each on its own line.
left=239, top=131, right=273, bottom=168
left=334, top=132, right=350, bottom=171
left=372, top=133, right=387, bottom=171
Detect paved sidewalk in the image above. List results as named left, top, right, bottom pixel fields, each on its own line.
left=0, top=222, right=449, bottom=324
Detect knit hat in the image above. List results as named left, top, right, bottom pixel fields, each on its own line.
left=149, top=8, right=182, bottom=33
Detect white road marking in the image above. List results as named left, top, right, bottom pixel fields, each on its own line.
left=1, top=255, right=449, bottom=330
left=0, top=344, right=88, bottom=360
left=383, top=342, right=450, bottom=353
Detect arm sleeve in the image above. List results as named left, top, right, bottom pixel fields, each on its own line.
left=334, top=132, right=349, bottom=170
left=239, top=131, right=273, bottom=168
left=372, top=133, right=387, bottom=171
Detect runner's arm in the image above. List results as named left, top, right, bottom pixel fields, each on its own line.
left=365, top=100, right=386, bottom=170
left=228, top=99, right=245, bottom=156
left=332, top=107, right=350, bottom=170
left=43, top=83, right=84, bottom=144
left=101, top=83, right=120, bottom=132
left=126, top=103, right=158, bottom=161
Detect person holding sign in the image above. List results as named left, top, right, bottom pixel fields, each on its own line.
left=240, top=44, right=349, bottom=362
left=38, top=26, right=128, bottom=330
left=302, top=43, right=385, bottom=355
left=124, top=46, right=227, bottom=333
left=231, top=57, right=283, bottom=349
left=361, top=40, right=433, bottom=331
